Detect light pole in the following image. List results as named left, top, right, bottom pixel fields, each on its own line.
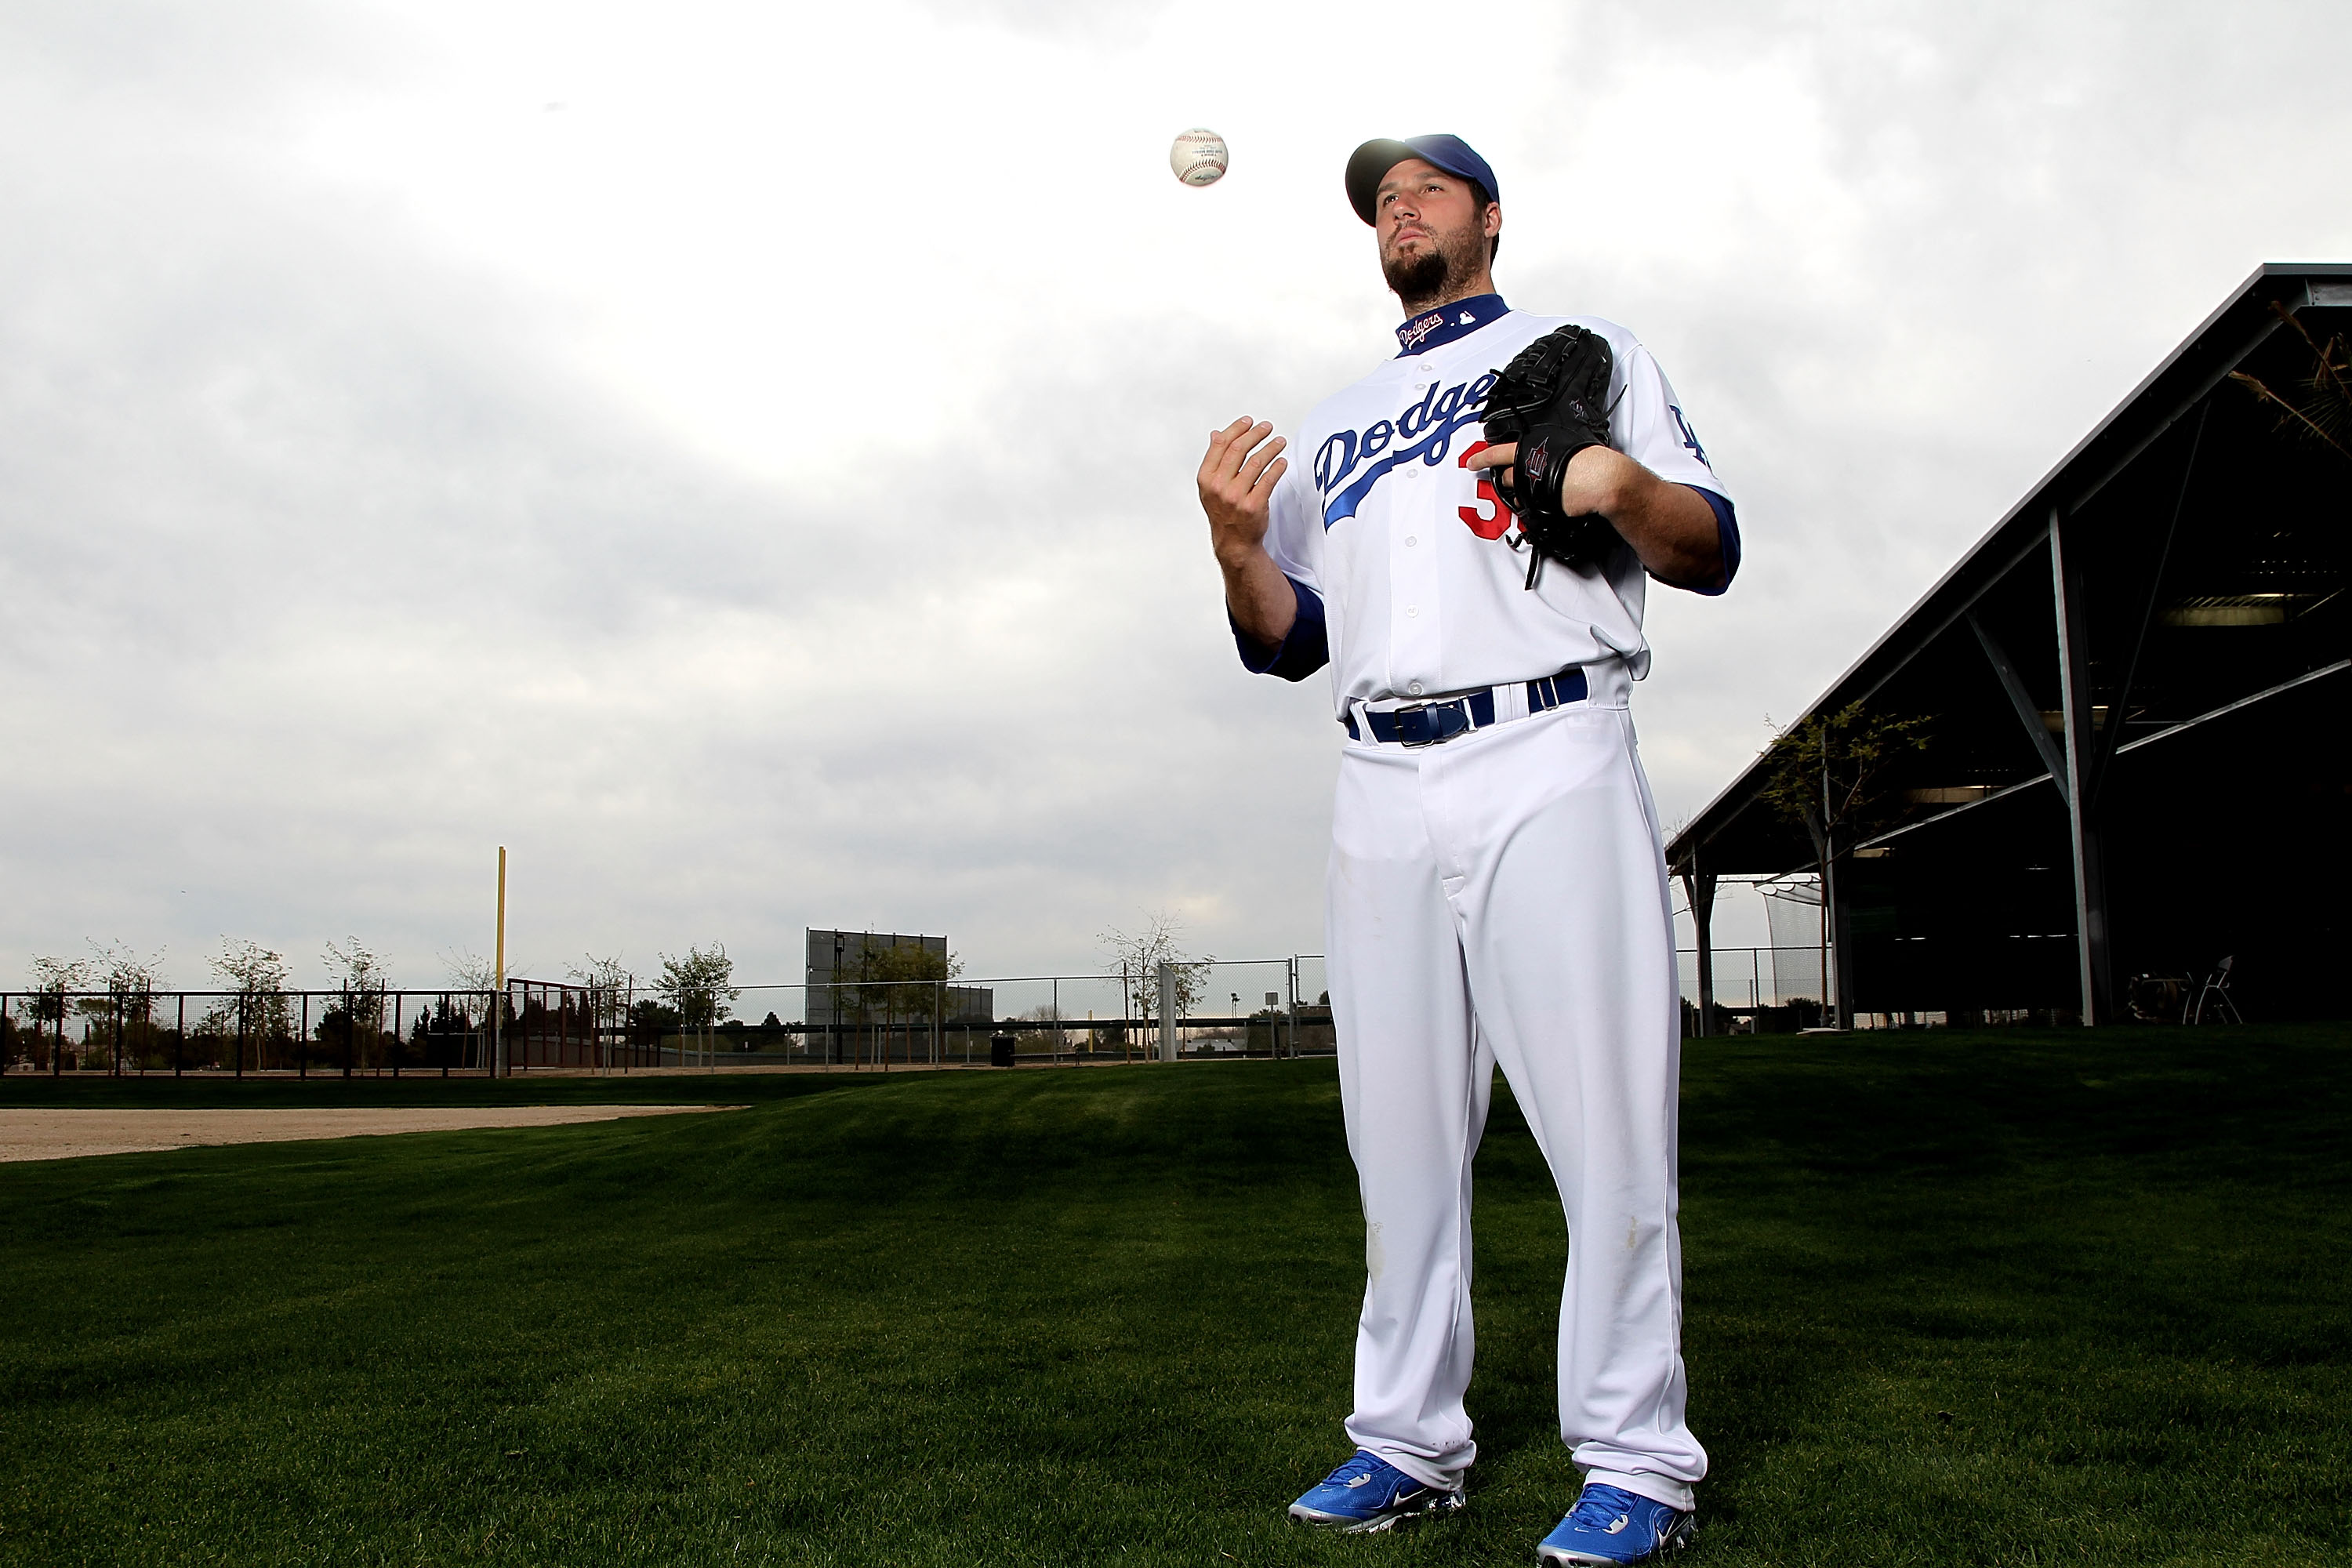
left=1156, top=962, right=1177, bottom=1062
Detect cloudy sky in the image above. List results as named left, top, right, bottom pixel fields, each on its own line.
left=5, top=0, right=2350, bottom=994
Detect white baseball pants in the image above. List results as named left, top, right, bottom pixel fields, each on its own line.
left=1325, top=688, right=1705, bottom=1512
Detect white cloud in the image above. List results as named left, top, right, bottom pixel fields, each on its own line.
left=4, top=0, right=2350, bottom=985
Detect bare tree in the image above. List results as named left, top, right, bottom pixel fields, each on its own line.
left=25, top=955, right=92, bottom=1069
left=89, top=941, right=165, bottom=993
left=1018, top=1000, right=1068, bottom=1053
left=428, top=948, right=509, bottom=1065
left=568, top=952, right=628, bottom=990
left=441, top=948, right=503, bottom=994
left=325, top=938, right=387, bottom=991
left=209, top=938, right=293, bottom=1069
left=568, top=953, right=633, bottom=1033
left=1100, top=911, right=1216, bottom=1032
left=89, top=942, right=165, bottom=1074
left=325, top=938, right=390, bottom=1070
left=27, top=953, right=90, bottom=994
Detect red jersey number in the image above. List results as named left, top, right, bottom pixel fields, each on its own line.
left=1457, top=441, right=1512, bottom=540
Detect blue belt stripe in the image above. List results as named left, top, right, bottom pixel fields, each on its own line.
left=1344, top=665, right=1589, bottom=746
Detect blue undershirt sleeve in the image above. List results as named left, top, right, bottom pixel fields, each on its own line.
left=1682, top=485, right=1740, bottom=595
left=1231, top=575, right=1329, bottom=681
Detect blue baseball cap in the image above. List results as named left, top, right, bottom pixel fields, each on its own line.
left=1345, top=134, right=1499, bottom=224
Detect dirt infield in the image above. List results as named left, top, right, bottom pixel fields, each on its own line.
left=0, top=1105, right=736, bottom=1163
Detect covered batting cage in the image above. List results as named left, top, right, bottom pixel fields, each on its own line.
left=1669, top=263, right=2350, bottom=1029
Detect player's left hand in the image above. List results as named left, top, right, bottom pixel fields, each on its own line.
left=1471, top=442, right=1724, bottom=589
left=1465, top=441, right=1632, bottom=519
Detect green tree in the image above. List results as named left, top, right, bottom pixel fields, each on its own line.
left=630, top=998, right=682, bottom=1032
left=867, top=942, right=960, bottom=1032
left=1758, top=702, right=1932, bottom=1026
left=654, top=943, right=738, bottom=1028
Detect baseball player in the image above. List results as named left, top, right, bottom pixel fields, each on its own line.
left=1195, top=135, right=1737, bottom=1566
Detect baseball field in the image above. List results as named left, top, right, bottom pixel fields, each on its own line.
left=2, top=1027, right=2346, bottom=1566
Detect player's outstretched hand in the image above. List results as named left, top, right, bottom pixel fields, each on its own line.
left=1198, top=417, right=1288, bottom=565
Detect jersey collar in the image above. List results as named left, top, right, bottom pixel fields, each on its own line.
left=1394, top=293, right=1508, bottom=356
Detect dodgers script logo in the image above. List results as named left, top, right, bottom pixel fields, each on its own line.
left=1316, top=370, right=1500, bottom=530
left=1396, top=307, right=1485, bottom=352
left=1396, top=310, right=1447, bottom=352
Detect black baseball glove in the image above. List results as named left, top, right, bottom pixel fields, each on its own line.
left=1481, top=325, right=1621, bottom=586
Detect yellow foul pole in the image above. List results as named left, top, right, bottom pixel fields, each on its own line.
left=495, top=846, right=508, bottom=1077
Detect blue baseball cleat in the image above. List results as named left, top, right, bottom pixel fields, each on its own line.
left=1287, top=1450, right=1465, bottom=1533
left=1536, top=1482, right=1695, bottom=1564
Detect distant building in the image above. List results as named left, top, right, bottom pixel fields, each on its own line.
left=804, top=929, right=992, bottom=1029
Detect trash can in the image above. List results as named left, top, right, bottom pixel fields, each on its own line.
left=989, top=1033, right=1016, bottom=1068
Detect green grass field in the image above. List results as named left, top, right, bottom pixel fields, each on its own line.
left=3, top=1028, right=2347, bottom=1566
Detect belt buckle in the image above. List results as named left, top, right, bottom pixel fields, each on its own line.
left=1395, top=700, right=1467, bottom=748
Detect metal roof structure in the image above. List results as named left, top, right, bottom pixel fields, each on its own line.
left=1666, top=263, right=2352, bottom=1027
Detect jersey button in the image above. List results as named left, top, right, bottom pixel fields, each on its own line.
left=1404, top=535, right=1417, bottom=547
left=1406, top=606, right=1419, bottom=618
left=1407, top=681, right=1424, bottom=695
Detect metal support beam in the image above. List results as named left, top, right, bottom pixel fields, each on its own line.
left=1858, top=659, right=2352, bottom=856
left=1835, top=524, right=2056, bottom=718
left=1680, top=866, right=1718, bottom=1036
left=2051, top=509, right=2112, bottom=1025
left=2092, top=401, right=2208, bottom=804
left=2062, top=305, right=2287, bottom=517
left=2116, top=658, right=2351, bottom=759
left=1825, top=853, right=1856, bottom=1029
left=1969, top=610, right=2071, bottom=793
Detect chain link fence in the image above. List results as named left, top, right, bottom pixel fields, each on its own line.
left=0, top=988, right=498, bottom=1076
left=0, top=958, right=1341, bottom=1077
left=0, top=940, right=1876, bottom=1075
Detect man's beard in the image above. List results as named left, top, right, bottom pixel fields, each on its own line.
left=1381, top=223, right=1484, bottom=310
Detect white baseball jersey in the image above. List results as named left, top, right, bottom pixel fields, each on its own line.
left=1240, top=293, right=1735, bottom=707
left=1233, top=292, right=1732, bottom=1514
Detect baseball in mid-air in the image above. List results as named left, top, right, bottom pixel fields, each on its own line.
left=1170, top=128, right=1229, bottom=187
